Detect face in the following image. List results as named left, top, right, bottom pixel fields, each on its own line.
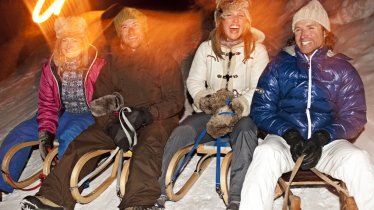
left=61, top=37, right=83, bottom=59
left=120, top=19, right=145, bottom=50
left=221, top=9, right=248, bottom=42
left=294, top=19, right=326, bottom=57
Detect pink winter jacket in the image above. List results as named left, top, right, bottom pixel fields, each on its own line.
left=37, top=45, right=106, bottom=134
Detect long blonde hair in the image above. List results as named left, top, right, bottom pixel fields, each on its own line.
left=52, top=36, right=90, bottom=69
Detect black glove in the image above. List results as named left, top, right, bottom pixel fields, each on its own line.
left=124, top=107, right=153, bottom=130
left=106, top=122, right=134, bottom=151
left=282, top=129, right=305, bottom=162
left=105, top=107, right=153, bottom=150
left=90, top=92, right=124, bottom=117
left=300, top=130, right=330, bottom=170
left=39, top=131, right=55, bottom=160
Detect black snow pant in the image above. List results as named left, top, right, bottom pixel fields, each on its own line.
left=38, top=117, right=177, bottom=209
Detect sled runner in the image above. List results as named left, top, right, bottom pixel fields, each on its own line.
left=165, top=132, right=232, bottom=204
left=274, top=156, right=358, bottom=210
left=69, top=148, right=132, bottom=204
left=1, top=140, right=58, bottom=190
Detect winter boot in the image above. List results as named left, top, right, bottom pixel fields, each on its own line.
left=151, top=194, right=168, bottom=210
left=122, top=206, right=153, bottom=210
left=20, top=195, right=64, bottom=210
left=226, top=201, right=240, bottom=210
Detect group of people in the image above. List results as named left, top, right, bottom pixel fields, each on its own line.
left=0, top=0, right=373, bottom=210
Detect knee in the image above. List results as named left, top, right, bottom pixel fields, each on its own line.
left=254, top=143, right=283, bottom=161
left=344, top=149, right=371, bottom=168
left=234, top=117, right=256, bottom=131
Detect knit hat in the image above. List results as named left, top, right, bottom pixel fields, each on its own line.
left=214, top=0, right=251, bottom=26
left=113, top=7, right=148, bottom=36
left=54, top=16, right=87, bottom=39
left=292, top=0, right=330, bottom=32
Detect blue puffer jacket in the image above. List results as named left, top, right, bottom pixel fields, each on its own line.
left=250, top=46, right=366, bottom=142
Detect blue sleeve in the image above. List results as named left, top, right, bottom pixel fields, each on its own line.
left=250, top=61, right=294, bottom=136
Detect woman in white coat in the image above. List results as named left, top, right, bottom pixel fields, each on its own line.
left=157, top=1, right=269, bottom=210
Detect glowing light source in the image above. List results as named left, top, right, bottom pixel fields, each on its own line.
left=32, top=0, right=66, bottom=23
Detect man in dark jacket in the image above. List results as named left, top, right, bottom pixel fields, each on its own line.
left=21, top=7, right=185, bottom=210
left=239, top=1, right=374, bottom=210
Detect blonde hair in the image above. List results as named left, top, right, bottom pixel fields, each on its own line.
left=52, top=36, right=90, bottom=69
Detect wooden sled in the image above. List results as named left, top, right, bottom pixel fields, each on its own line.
left=165, top=141, right=231, bottom=203
left=70, top=148, right=132, bottom=204
left=1, top=140, right=59, bottom=190
left=274, top=161, right=358, bottom=210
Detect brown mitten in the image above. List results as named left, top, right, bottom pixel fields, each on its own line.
left=90, top=92, right=124, bottom=117
left=210, top=89, right=235, bottom=114
left=206, top=105, right=240, bottom=138
left=230, top=98, right=244, bottom=117
left=199, top=94, right=213, bottom=114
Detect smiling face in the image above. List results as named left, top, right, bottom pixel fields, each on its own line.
left=61, top=37, right=83, bottom=59
left=221, top=9, right=248, bottom=42
left=120, top=19, right=145, bottom=50
left=294, top=19, right=326, bottom=57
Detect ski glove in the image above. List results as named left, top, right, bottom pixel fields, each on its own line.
left=282, top=129, right=305, bottom=162
left=125, top=107, right=153, bottom=130
left=106, top=122, right=134, bottom=151
left=105, top=107, right=153, bottom=150
left=90, top=92, right=124, bottom=117
left=300, top=130, right=330, bottom=170
left=38, top=131, right=55, bottom=160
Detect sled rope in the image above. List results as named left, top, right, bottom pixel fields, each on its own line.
left=119, top=107, right=137, bottom=149
left=282, top=155, right=304, bottom=210
left=310, top=168, right=349, bottom=196
left=76, top=147, right=120, bottom=188
left=170, top=129, right=207, bottom=183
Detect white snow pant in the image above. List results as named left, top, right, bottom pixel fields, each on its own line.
left=239, top=134, right=374, bottom=210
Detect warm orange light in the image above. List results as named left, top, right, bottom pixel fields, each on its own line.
left=32, top=0, right=66, bottom=23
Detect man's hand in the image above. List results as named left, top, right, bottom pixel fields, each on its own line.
left=124, top=107, right=153, bottom=130
left=301, top=130, right=330, bottom=170
left=38, top=131, right=55, bottom=160
left=282, top=129, right=305, bottom=162
left=106, top=122, right=133, bottom=151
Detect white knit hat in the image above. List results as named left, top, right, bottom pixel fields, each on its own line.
left=292, top=0, right=330, bottom=32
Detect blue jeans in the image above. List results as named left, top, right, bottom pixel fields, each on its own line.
left=0, top=111, right=94, bottom=193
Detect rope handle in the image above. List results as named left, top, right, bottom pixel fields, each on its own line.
left=119, top=107, right=137, bottom=149
left=310, top=168, right=349, bottom=196
left=282, top=155, right=304, bottom=210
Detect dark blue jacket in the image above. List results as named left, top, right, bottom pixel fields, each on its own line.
left=250, top=46, right=366, bottom=142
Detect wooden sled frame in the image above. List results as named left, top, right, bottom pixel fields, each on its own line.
left=274, top=168, right=358, bottom=210
left=165, top=142, right=232, bottom=204
left=70, top=148, right=132, bottom=204
left=1, top=140, right=58, bottom=189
